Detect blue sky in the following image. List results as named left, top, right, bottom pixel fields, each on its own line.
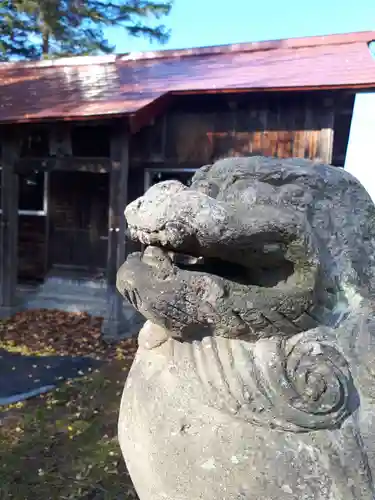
left=106, top=0, right=375, bottom=54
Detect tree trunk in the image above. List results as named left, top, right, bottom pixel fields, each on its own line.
left=42, top=30, right=49, bottom=56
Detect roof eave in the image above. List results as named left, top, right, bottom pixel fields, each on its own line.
left=1, top=82, right=375, bottom=128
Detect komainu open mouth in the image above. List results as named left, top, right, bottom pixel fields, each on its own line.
left=168, top=250, right=295, bottom=288
left=140, top=241, right=297, bottom=291
left=117, top=235, right=325, bottom=343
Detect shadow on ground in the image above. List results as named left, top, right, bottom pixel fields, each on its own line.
left=0, top=349, right=102, bottom=405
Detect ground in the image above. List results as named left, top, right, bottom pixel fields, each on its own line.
left=0, top=309, right=139, bottom=500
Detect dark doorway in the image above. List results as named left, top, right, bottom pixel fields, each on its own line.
left=48, top=171, right=109, bottom=272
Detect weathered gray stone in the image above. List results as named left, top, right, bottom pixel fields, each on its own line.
left=117, top=156, right=375, bottom=499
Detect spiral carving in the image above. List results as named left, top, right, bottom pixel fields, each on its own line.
left=255, top=332, right=356, bottom=432
left=183, top=331, right=356, bottom=433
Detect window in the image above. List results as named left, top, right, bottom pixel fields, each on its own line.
left=18, top=171, right=46, bottom=214
left=0, top=169, right=47, bottom=215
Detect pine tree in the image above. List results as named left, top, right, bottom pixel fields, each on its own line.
left=0, top=1, right=38, bottom=60
left=0, top=0, right=172, bottom=60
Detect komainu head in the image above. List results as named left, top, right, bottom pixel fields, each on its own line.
left=118, top=156, right=375, bottom=341
left=117, top=156, right=375, bottom=432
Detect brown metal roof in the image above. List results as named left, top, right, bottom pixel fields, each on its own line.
left=0, top=30, right=375, bottom=124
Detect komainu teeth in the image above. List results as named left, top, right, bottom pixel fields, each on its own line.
left=128, top=227, right=152, bottom=245
left=128, top=227, right=138, bottom=240
left=139, top=231, right=151, bottom=245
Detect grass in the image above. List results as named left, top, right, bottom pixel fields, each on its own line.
left=0, top=310, right=139, bottom=500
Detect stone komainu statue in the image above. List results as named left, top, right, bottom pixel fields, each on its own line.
left=117, top=156, right=375, bottom=500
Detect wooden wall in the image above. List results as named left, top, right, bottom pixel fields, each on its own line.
left=0, top=211, right=46, bottom=282
left=130, top=91, right=352, bottom=165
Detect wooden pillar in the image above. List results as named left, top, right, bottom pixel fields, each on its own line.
left=102, top=121, right=131, bottom=339
left=107, top=123, right=129, bottom=284
left=319, top=103, right=335, bottom=164
left=0, top=137, right=20, bottom=313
